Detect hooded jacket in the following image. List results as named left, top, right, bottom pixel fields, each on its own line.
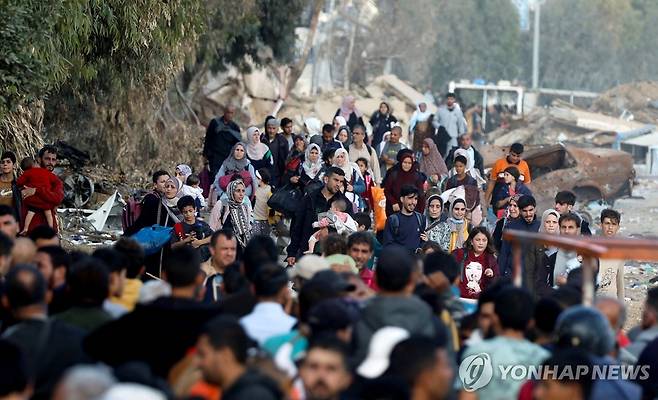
left=222, top=369, right=283, bottom=400
left=353, top=295, right=436, bottom=363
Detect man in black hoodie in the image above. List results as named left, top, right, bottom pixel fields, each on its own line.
left=352, top=245, right=436, bottom=363
left=196, top=315, right=282, bottom=400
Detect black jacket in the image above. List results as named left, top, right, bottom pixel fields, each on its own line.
left=445, top=145, right=485, bottom=177
left=203, top=117, right=241, bottom=178
left=287, top=188, right=352, bottom=258
left=335, top=109, right=365, bottom=132
left=369, top=111, right=397, bottom=148
left=261, top=133, right=289, bottom=186
left=222, top=369, right=282, bottom=400
left=10, top=178, right=22, bottom=223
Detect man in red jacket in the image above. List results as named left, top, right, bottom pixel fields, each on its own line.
left=20, top=145, right=64, bottom=234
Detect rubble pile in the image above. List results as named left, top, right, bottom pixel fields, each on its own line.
left=489, top=81, right=658, bottom=148
left=590, top=81, right=658, bottom=125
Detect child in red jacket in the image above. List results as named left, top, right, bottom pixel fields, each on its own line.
left=17, top=158, right=59, bottom=234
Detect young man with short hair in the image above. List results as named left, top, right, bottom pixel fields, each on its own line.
left=597, top=209, right=624, bottom=300
left=460, top=287, right=549, bottom=400
left=554, top=190, right=592, bottom=235
left=347, top=232, right=377, bottom=290
left=287, top=167, right=351, bottom=264
left=280, top=117, right=295, bottom=151
left=353, top=246, right=436, bottom=363
left=550, top=213, right=582, bottom=288
left=196, top=315, right=282, bottom=400
left=0, top=205, right=19, bottom=239
left=485, top=142, right=531, bottom=208
left=311, top=123, right=342, bottom=153
left=299, top=337, right=353, bottom=400
left=383, top=185, right=426, bottom=253
left=498, top=195, right=540, bottom=278
left=239, top=263, right=296, bottom=345
left=387, top=336, right=454, bottom=400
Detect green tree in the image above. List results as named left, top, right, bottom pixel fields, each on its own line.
left=428, top=0, right=521, bottom=91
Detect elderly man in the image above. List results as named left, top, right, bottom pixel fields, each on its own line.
left=203, top=105, right=241, bottom=180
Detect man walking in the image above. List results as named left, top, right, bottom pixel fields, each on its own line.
left=383, top=185, right=426, bottom=253
left=203, top=105, right=241, bottom=180
left=261, top=118, right=289, bottom=187
left=434, top=93, right=467, bottom=153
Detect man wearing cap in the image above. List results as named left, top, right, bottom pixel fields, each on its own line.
left=434, top=93, right=467, bottom=153
left=261, top=118, right=289, bottom=187
left=288, top=254, right=330, bottom=291
left=485, top=142, right=532, bottom=210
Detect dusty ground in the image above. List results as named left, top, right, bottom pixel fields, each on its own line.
left=603, top=171, right=658, bottom=330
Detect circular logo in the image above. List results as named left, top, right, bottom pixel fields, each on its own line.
left=459, top=353, right=493, bottom=392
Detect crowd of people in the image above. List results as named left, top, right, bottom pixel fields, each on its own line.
left=0, top=94, right=656, bottom=400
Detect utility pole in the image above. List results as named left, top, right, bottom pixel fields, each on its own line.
left=531, top=0, right=542, bottom=90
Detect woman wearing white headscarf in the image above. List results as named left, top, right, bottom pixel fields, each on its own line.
left=408, top=101, right=431, bottom=134
left=209, top=179, right=252, bottom=250
left=298, top=143, right=325, bottom=189
left=528, top=208, right=560, bottom=298
left=245, top=126, right=273, bottom=172
left=332, top=148, right=365, bottom=211
left=304, top=117, right=322, bottom=139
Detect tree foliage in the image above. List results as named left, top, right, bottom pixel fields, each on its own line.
left=0, top=0, right=203, bottom=120
left=428, top=0, right=521, bottom=90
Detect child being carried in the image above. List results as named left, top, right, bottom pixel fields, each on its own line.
left=306, top=198, right=357, bottom=254
left=17, top=157, right=59, bottom=234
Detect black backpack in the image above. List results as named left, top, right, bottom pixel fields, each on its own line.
left=388, top=212, right=426, bottom=236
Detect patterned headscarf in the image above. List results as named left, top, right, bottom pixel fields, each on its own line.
left=176, top=164, right=192, bottom=181
left=226, top=180, right=251, bottom=248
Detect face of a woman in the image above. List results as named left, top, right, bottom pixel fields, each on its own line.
left=503, top=171, right=515, bottom=184
left=428, top=199, right=442, bottom=219
left=164, top=181, right=178, bottom=199
left=334, top=152, right=345, bottom=165
left=472, top=232, right=488, bottom=254
left=233, top=184, right=246, bottom=203
left=252, top=130, right=260, bottom=144
left=452, top=202, right=466, bottom=220
left=401, top=158, right=413, bottom=172
left=333, top=118, right=341, bottom=131
left=508, top=201, right=520, bottom=218
left=234, top=145, right=245, bottom=160
left=1, top=158, right=14, bottom=175
left=379, top=103, right=388, bottom=114
left=337, top=130, right=348, bottom=143
left=309, top=148, right=319, bottom=163
left=544, top=214, right=559, bottom=234
left=295, top=139, right=305, bottom=152
left=422, top=143, right=430, bottom=156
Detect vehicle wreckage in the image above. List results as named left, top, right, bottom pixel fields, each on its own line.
left=524, top=143, right=634, bottom=212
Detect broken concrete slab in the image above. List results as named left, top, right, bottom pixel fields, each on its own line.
left=374, top=75, right=437, bottom=114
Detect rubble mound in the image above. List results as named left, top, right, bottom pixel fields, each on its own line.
left=590, top=81, right=658, bottom=124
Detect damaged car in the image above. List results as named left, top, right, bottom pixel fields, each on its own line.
left=524, top=143, right=634, bottom=211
